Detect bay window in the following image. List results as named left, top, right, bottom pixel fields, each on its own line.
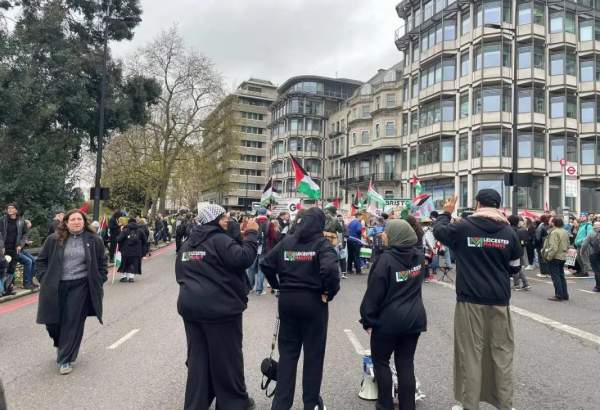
left=581, top=99, right=599, bottom=123
left=461, top=51, right=469, bottom=76
left=580, top=58, right=594, bottom=82
left=581, top=139, right=596, bottom=165
left=442, top=56, right=456, bottom=80
left=550, top=91, right=576, bottom=118
left=441, top=139, right=455, bottom=162
left=474, top=42, right=511, bottom=70
left=460, top=91, right=469, bottom=118
left=517, top=2, right=532, bottom=25
left=580, top=18, right=593, bottom=42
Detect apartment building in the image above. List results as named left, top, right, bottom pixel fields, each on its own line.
left=391, top=0, right=600, bottom=212
left=200, top=79, right=277, bottom=210
left=268, top=76, right=362, bottom=199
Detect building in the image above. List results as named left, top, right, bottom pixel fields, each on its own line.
left=326, top=64, right=406, bottom=205
left=392, top=0, right=600, bottom=213
left=268, top=76, right=362, bottom=200
left=200, top=79, right=277, bottom=210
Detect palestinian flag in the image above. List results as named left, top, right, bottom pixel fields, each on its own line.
left=290, top=154, right=321, bottom=199
left=367, top=179, right=386, bottom=208
left=260, top=177, right=280, bottom=206
left=412, top=194, right=434, bottom=219
left=112, top=245, right=122, bottom=285
left=409, top=174, right=422, bottom=195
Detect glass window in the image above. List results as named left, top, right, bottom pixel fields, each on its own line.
left=435, top=0, right=445, bottom=13
left=534, top=133, right=545, bottom=158
left=550, top=12, right=563, bottom=33
left=582, top=140, right=595, bottom=165
left=550, top=52, right=564, bottom=75
left=410, top=146, right=417, bottom=168
left=518, top=89, right=532, bottom=113
left=459, top=133, right=469, bottom=160
left=483, top=43, right=501, bottom=68
left=580, top=59, right=594, bottom=82
left=581, top=100, right=596, bottom=123
left=482, top=131, right=501, bottom=156
left=533, top=3, right=545, bottom=25
left=580, top=19, right=593, bottom=41
left=442, top=99, right=455, bottom=121
left=565, top=12, right=575, bottom=34
left=551, top=96, right=564, bottom=118
left=460, top=175, right=469, bottom=207
left=474, top=3, right=482, bottom=27
left=443, top=58, right=456, bottom=80
left=473, top=88, right=482, bottom=113
left=550, top=137, right=564, bottom=161
left=462, top=11, right=470, bottom=35
left=534, top=43, right=545, bottom=69
left=386, top=93, right=396, bottom=107
left=518, top=132, right=532, bottom=157
left=385, top=121, right=396, bottom=136
left=472, top=133, right=481, bottom=157
left=461, top=51, right=469, bottom=76
left=534, top=88, right=545, bottom=114
left=518, top=45, right=531, bottom=69
left=566, top=52, right=576, bottom=75
left=361, top=130, right=369, bottom=144
left=484, top=1, right=502, bottom=25
left=460, top=91, right=469, bottom=118
left=375, top=124, right=380, bottom=139
left=483, top=86, right=501, bottom=112
left=474, top=45, right=482, bottom=70
left=444, top=19, right=456, bottom=40
left=518, top=2, right=532, bottom=25
left=441, top=139, right=454, bottom=162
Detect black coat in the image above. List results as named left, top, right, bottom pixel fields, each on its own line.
left=35, top=231, right=108, bottom=324
left=117, top=222, right=148, bottom=257
left=175, top=224, right=258, bottom=323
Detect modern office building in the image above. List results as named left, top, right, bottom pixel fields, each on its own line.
left=326, top=64, right=407, bottom=205
left=268, top=76, right=362, bottom=199
left=200, top=78, right=277, bottom=210
left=393, top=0, right=600, bottom=212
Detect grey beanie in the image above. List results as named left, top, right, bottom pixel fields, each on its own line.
left=198, top=204, right=226, bottom=225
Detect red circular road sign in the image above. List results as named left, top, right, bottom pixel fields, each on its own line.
left=559, top=159, right=566, bottom=166
left=567, top=166, right=576, bottom=175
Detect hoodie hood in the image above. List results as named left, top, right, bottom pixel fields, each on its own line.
left=126, top=221, right=140, bottom=230
left=294, top=207, right=326, bottom=241
left=465, top=215, right=507, bottom=234
left=387, top=244, right=422, bottom=261
left=187, top=224, right=223, bottom=247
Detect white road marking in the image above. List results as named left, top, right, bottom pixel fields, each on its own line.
left=107, top=329, right=140, bottom=350
left=344, top=329, right=367, bottom=356
left=577, top=289, right=599, bottom=294
left=432, top=282, right=600, bottom=347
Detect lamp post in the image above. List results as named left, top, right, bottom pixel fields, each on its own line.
left=484, top=23, right=518, bottom=216
left=92, top=0, right=141, bottom=221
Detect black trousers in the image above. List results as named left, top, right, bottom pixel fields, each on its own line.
left=108, top=239, right=118, bottom=262
left=273, top=291, right=328, bottom=410
left=371, top=332, right=420, bottom=410
left=525, top=244, right=535, bottom=266
left=183, top=316, right=250, bottom=410
left=347, top=240, right=362, bottom=274
left=548, top=259, right=569, bottom=300
left=45, top=278, right=90, bottom=365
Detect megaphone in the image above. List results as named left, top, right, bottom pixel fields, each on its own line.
left=358, top=351, right=378, bottom=401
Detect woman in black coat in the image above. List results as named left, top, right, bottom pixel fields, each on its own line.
left=116, top=219, right=148, bottom=283
left=360, top=219, right=426, bottom=410
left=36, top=209, right=107, bottom=375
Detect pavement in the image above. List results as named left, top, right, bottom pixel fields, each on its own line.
left=0, top=248, right=599, bottom=410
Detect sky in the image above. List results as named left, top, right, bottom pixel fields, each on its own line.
left=111, top=0, right=404, bottom=89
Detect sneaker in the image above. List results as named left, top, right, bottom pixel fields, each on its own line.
left=522, top=285, right=532, bottom=291
left=536, top=273, right=549, bottom=278
left=524, top=265, right=534, bottom=271
left=593, top=287, right=600, bottom=292
left=119, top=277, right=128, bottom=283
left=128, top=278, right=135, bottom=283
left=451, top=406, right=465, bottom=410
left=59, top=363, right=73, bottom=375
left=513, top=286, right=522, bottom=291
left=341, top=274, right=348, bottom=279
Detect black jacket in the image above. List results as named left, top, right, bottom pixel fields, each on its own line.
left=0, top=216, right=28, bottom=251
left=36, top=231, right=108, bottom=324
left=360, top=245, right=426, bottom=335
left=175, top=224, right=258, bottom=323
left=514, top=226, right=529, bottom=247
left=433, top=213, right=522, bottom=306
left=260, top=208, right=340, bottom=301
left=117, top=222, right=149, bottom=257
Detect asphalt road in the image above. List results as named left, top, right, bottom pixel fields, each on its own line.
left=1, top=246, right=599, bottom=410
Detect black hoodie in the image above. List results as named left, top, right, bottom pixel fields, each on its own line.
left=175, top=224, right=258, bottom=323
left=360, top=245, right=426, bottom=335
left=260, top=208, right=340, bottom=301
left=116, top=222, right=148, bottom=257
left=433, top=213, right=522, bottom=306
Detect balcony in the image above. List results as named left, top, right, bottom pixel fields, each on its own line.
left=344, top=173, right=398, bottom=185
left=516, top=24, right=545, bottom=39
left=548, top=32, right=577, bottom=48
left=548, top=75, right=577, bottom=89
left=580, top=122, right=600, bottom=135
left=578, top=81, right=600, bottom=94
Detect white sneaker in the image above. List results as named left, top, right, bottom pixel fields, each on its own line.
left=524, top=265, right=534, bottom=270
left=451, top=406, right=464, bottom=410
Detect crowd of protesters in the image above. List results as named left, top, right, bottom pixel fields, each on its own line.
left=2, top=195, right=600, bottom=410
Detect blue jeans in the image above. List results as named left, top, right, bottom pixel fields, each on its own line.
left=246, top=256, right=264, bottom=293
left=18, top=250, right=36, bottom=285
left=548, top=259, right=569, bottom=299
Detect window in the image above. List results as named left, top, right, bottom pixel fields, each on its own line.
left=518, top=132, right=532, bottom=157
left=460, top=176, right=469, bottom=207
left=410, top=146, right=417, bottom=169
left=581, top=139, right=595, bottom=165
left=474, top=42, right=511, bottom=70
left=550, top=91, right=576, bottom=118
left=435, top=0, right=444, bottom=13
left=419, top=140, right=440, bottom=165
left=375, top=124, right=380, bottom=139
left=533, top=42, right=545, bottom=69
left=361, top=105, right=370, bottom=118
left=580, top=58, right=594, bottom=82
left=240, top=126, right=263, bottom=134
left=386, top=93, right=396, bottom=107
left=459, top=133, right=468, bottom=160
left=473, top=85, right=511, bottom=113
left=534, top=88, right=545, bottom=114
left=518, top=89, right=531, bottom=113
left=402, top=113, right=408, bottom=135
left=517, top=176, right=544, bottom=209
left=352, top=132, right=357, bottom=145
left=441, top=139, right=454, bottom=162
left=482, top=131, right=501, bottom=156
left=533, top=3, right=544, bottom=25
left=550, top=96, right=564, bottom=118
left=474, top=176, right=509, bottom=207
left=288, top=138, right=303, bottom=151
left=550, top=136, right=577, bottom=162
left=581, top=99, right=597, bottom=123
left=411, top=112, right=419, bottom=133
left=412, top=78, right=419, bottom=98
left=361, top=130, right=369, bottom=144
left=518, top=2, right=532, bottom=25
left=461, top=51, right=469, bottom=76
left=385, top=121, right=396, bottom=136
left=462, top=10, right=470, bottom=35
left=483, top=1, right=502, bottom=25
left=240, top=140, right=264, bottom=148
left=424, top=0, right=433, bottom=20
left=443, top=57, right=456, bottom=80
left=360, top=160, right=370, bottom=176
left=460, top=91, right=469, bottom=118
left=550, top=11, right=575, bottom=34
left=550, top=49, right=576, bottom=76
left=442, top=99, right=455, bottom=121
left=518, top=44, right=531, bottom=69
left=443, top=19, right=456, bottom=40
left=580, top=19, right=593, bottom=41
left=384, top=154, right=395, bottom=178
left=240, top=154, right=263, bottom=162
left=483, top=43, right=501, bottom=68
left=240, top=111, right=264, bottom=120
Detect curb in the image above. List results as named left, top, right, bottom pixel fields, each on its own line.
left=0, top=242, right=174, bottom=305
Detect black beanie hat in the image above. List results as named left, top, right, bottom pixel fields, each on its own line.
left=476, top=189, right=502, bottom=208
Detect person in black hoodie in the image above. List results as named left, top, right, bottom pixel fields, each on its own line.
left=116, top=218, right=148, bottom=283
left=260, top=207, right=340, bottom=410
left=360, top=219, right=425, bottom=410
left=433, top=191, right=522, bottom=410
left=175, top=204, right=258, bottom=410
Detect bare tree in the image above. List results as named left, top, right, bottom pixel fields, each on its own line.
left=129, top=25, right=223, bottom=212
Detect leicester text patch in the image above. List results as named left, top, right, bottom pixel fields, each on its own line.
left=395, top=265, right=421, bottom=282
left=284, top=251, right=316, bottom=262
left=181, top=251, right=206, bottom=262
left=467, top=237, right=509, bottom=249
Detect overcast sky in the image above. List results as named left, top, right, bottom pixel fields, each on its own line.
left=111, top=0, right=403, bottom=89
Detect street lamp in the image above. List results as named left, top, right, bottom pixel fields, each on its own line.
left=484, top=23, right=518, bottom=216
left=92, top=0, right=141, bottom=221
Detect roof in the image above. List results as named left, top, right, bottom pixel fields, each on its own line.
left=278, top=75, right=363, bottom=94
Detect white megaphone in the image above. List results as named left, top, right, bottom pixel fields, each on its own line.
left=358, top=350, right=378, bottom=401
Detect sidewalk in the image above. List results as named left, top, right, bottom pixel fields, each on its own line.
left=0, top=241, right=175, bottom=304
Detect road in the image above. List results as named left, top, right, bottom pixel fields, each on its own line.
left=1, top=245, right=599, bottom=410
